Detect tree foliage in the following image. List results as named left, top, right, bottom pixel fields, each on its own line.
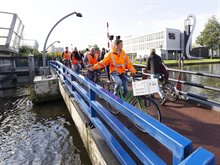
left=87, top=44, right=100, bottom=51
left=196, top=16, right=220, bottom=58
left=19, top=46, right=42, bottom=60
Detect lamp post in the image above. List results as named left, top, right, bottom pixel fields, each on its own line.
left=46, top=40, right=60, bottom=51
left=42, top=12, right=82, bottom=77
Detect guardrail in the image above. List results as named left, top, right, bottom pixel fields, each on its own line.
left=167, top=68, right=220, bottom=105
left=134, top=64, right=220, bottom=111
left=50, top=61, right=215, bottom=165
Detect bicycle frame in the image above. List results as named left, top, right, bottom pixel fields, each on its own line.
left=119, top=90, right=145, bottom=110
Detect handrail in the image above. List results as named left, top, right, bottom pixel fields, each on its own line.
left=134, top=64, right=220, bottom=109
left=167, top=68, right=220, bottom=78
left=50, top=61, right=215, bottom=164
left=140, top=71, right=220, bottom=93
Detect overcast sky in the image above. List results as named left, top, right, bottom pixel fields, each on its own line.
left=1, top=0, right=220, bottom=51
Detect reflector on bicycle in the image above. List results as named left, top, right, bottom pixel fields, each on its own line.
left=132, top=79, right=159, bottom=96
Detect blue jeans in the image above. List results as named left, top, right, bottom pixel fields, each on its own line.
left=151, top=74, right=165, bottom=99
left=111, top=72, right=128, bottom=98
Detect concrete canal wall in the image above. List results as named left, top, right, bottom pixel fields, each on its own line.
left=58, top=79, right=119, bottom=165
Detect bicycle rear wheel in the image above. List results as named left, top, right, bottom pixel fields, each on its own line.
left=132, top=97, right=161, bottom=132
left=163, top=82, right=177, bottom=102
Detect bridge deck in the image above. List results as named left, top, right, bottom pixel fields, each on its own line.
left=112, top=97, right=220, bottom=164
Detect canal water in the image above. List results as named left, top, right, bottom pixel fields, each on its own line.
left=0, top=79, right=92, bottom=164
left=171, top=63, right=220, bottom=102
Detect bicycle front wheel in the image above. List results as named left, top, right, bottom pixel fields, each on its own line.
left=106, top=84, right=120, bottom=115
left=163, top=82, right=177, bottom=102
left=132, top=97, right=161, bottom=132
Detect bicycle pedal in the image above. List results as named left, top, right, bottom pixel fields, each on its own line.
left=86, top=121, right=95, bottom=129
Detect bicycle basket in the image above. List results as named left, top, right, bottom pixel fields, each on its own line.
left=132, top=79, right=159, bottom=96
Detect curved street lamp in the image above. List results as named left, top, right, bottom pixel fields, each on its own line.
left=46, top=40, right=60, bottom=52
left=42, top=12, right=82, bottom=77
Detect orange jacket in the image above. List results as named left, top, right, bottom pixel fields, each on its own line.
left=62, top=51, right=71, bottom=60
left=85, top=53, right=99, bottom=66
left=71, top=55, right=82, bottom=65
left=92, top=49, right=136, bottom=75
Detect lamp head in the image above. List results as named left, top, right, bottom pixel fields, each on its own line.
left=76, top=12, right=82, bottom=17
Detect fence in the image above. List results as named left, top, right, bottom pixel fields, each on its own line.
left=50, top=61, right=215, bottom=164
left=134, top=64, right=220, bottom=111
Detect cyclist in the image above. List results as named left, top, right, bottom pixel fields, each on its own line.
left=84, top=47, right=100, bottom=81
left=61, top=46, right=71, bottom=68
left=70, top=47, right=83, bottom=73
left=89, top=39, right=136, bottom=98
left=146, top=48, right=166, bottom=105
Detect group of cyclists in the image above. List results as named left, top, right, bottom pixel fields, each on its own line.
left=61, top=38, right=169, bottom=105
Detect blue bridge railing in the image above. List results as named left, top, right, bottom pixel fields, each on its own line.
left=50, top=61, right=215, bottom=165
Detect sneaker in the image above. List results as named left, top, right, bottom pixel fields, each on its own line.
left=161, top=97, right=167, bottom=105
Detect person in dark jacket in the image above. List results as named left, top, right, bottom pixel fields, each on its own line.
left=146, top=48, right=166, bottom=105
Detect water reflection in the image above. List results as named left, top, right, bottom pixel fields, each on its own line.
left=0, top=90, right=91, bottom=164
left=171, top=63, right=220, bottom=102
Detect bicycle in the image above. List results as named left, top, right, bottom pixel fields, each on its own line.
left=104, top=75, right=161, bottom=132
left=91, top=70, right=104, bottom=87
left=160, top=77, right=178, bottom=102
left=141, top=70, right=178, bottom=103
left=63, top=59, right=71, bottom=68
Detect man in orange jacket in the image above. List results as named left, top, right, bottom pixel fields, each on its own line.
left=61, top=46, right=71, bottom=68
left=84, top=47, right=100, bottom=80
left=89, top=39, right=136, bottom=97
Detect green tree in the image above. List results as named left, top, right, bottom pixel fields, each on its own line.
left=196, top=16, right=220, bottom=59
left=87, top=44, right=100, bottom=51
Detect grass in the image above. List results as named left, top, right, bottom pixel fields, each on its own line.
left=135, top=58, right=220, bottom=66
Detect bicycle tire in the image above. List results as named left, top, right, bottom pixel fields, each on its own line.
left=107, top=84, right=120, bottom=115
left=95, top=79, right=103, bottom=87
left=163, top=82, right=177, bottom=102
left=132, top=97, right=161, bottom=132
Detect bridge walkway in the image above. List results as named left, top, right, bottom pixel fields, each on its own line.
left=153, top=98, right=219, bottom=164
left=97, top=92, right=220, bottom=164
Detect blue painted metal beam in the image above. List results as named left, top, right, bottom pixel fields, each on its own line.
left=179, top=147, right=215, bottom=165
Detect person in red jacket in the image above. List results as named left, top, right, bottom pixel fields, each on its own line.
left=70, top=47, right=83, bottom=72
left=89, top=39, right=136, bottom=97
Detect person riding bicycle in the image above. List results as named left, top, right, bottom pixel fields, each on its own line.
left=62, top=46, right=71, bottom=68
left=146, top=48, right=166, bottom=105
left=71, top=47, right=83, bottom=73
left=89, top=39, right=136, bottom=98
left=84, top=47, right=100, bottom=81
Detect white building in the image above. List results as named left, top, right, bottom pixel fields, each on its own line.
left=20, top=39, right=39, bottom=50
left=123, top=28, right=182, bottom=60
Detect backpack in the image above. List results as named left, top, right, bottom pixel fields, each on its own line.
left=160, top=63, right=169, bottom=81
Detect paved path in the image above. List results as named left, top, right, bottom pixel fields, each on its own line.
left=160, top=99, right=220, bottom=164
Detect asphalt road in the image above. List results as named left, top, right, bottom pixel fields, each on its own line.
left=114, top=97, right=220, bottom=164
